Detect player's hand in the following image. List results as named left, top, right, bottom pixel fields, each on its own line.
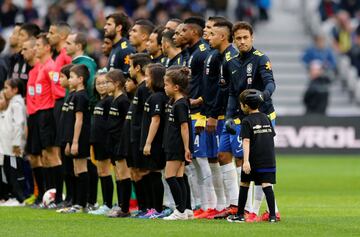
left=71, top=142, right=79, bottom=156
left=225, top=119, right=236, bottom=135
left=185, top=149, right=192, bottom=163
left=65, top=143, right=71, bottom=156
left=13, top=146, right=21, bottom=157
left=143, top=143, right=151, bottom=156
left=206, top=117, right=217, bottom=133
left=189, top=98, right=203, bottom=107
left=243, top=161, right=251, bottom=174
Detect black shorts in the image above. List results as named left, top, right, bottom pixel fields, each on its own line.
left=25, top=114, right=42, bottom=155
left=107, top=138, right=125, bottom=163
left=166, top=152, right=185, bottom=162
left=131, top=142, right=143, bottom=168
left=69, top=142, right=90, bottom=159
left=37, top=109, right=56, bottom=149
left=54, top=98, right=64, bottom=146
left=140, top=148, right=166, bottom=170
left=93, top=143, right=110, bottom=161
left=240, top=171, right=276, bottom=185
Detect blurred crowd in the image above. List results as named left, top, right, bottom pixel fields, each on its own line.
left=302, top=0, right=360, bottom=114
left=1, top=0, right=272, bottom=69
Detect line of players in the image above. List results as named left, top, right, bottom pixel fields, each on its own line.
left=2, top=12, right=280, bottom=221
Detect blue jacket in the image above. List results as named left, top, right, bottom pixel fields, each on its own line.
left=227, top=47, right=276, bottom=119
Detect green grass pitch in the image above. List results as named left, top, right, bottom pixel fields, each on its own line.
left=1, top=155, right=359, bottom=237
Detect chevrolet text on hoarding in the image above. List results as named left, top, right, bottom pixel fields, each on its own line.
left=274, top=116, right=360, bottom=154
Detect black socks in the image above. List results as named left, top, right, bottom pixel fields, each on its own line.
left=33, top=167, right=45, bottom=202
left=76, top=172, right=89, bottom=208
left=237, top=186, right=249, bottom=216
left=150, top=172, right=164, bottom=213
left=50, top=165, right=63, bottom=204
left=166, top=176, right=186, bottom=213
left=87, top=160, right=98, bottom=205
left=100, top=176, right=113, bottom=208
left=117, top=178, right=131, bottom=213
left=263, top=186, right=276, bottom=217
left=183, top=174, right=192, bottom=210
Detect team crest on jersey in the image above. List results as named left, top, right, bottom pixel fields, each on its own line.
left=124, top=55, right=130, bottom=65
left=28, top=86, right=35, bottom=96
left=247, top=77, right=252, bottom=85
left=199, top=44, right=206, bottom=52
left=247, top=63, right=253, bottom=74
left=121, top=41, right=128, bottom=49
left=36, top=84, right=42, bottom=94
left=265, top=61, right=272, bottom=70
left=225, top=51, right=232, bottom=61
left=52, top=72, right=60, bottom=83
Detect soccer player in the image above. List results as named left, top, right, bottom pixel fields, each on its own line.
left=104, top=12, right=135, bottom=72
left=199, top=16, right=229, bottom=218
left=62, top=64, right=91, bottom=213
left=146, top=26, right=166, bottom=64
left=102, top=37, right=113, bottom=57
left=229, top=21, right=280, bottom=221
left=161, top=30, right=184, bottom=68
left=165, top=18, right=182, bottom=31
left=173, top=23, right=189, bottom=65
left=129, top=19, right=155, bottom=53
left=227, top=89, right=277, bottom=223
left=208, top=19, right=243, bottom=219
left=180, top=17, right=218, bottom=218
left=33, top=33, right=62, bottom=206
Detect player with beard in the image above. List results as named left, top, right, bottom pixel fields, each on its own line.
left=165, top=18, right=182, bottom=32
left=104, top=12, right=135, bottom=73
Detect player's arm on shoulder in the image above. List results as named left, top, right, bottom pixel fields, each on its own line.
left=259, top=54, right=275, bottom=100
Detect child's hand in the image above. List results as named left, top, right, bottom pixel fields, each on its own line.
left=143, top=143, right=151, bottom=156
left=243, top=161, right=251, bottom=174
left=70, top=142, right=79, bottom=156
left=65, top=143, right=71, bottom=156
left=13, top=146, right=21, bottom=157
left=185, top=149, right=192, bottom=163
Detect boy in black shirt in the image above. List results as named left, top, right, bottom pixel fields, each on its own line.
left=62, top=64, right=91, bottom=213
left=227, top=89, right=277, bottom=223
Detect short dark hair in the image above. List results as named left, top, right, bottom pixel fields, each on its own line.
left=146, top=63, right=165, bottom=92
left=5, top=78, right=25, bottom=97
left=168, top=18, right=183, bottom=24
left=165, top=66, right=190, bottom=94
left=36, top=33, right=50, bottom=45
left=74, top=32, right=87, bottom=50
left=134, top=19, right=155, bottom=36
left=232, top=21, right=253, bottom=36
left=106, top=69, right=126, bottom=89
left=162, top=30, right=176, bottom=47
left=70, top=64, right=89, bottom=86
left=153, top=26, right=166, bottom=45
left=184, top=16, right=205, bottom=36
left=213, top=20, right=233, bottom=42
left=106, top=12, right=131, bottom=37
left=20, top=23, right=41, bottom=38
left=208, top=16, right=227, bottom=23
left=60, top=64, right=74, bottom=79
left=129, top=53, right=152, bottom=75
left=239, top=89, right=263, bottom=110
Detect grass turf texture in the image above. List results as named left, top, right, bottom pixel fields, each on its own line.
left=1, top=155, right=360, bottom=237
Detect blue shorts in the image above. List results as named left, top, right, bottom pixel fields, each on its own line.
left=218, top=120, right=243, bottom=158
left=218, top=116, right=276, bottom=158
left=205, top=119, right=224, bottom=158
left=192, top=119, right=207, bottom=158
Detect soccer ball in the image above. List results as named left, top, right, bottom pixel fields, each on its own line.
left=42, top=189, right=64, bottom=207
